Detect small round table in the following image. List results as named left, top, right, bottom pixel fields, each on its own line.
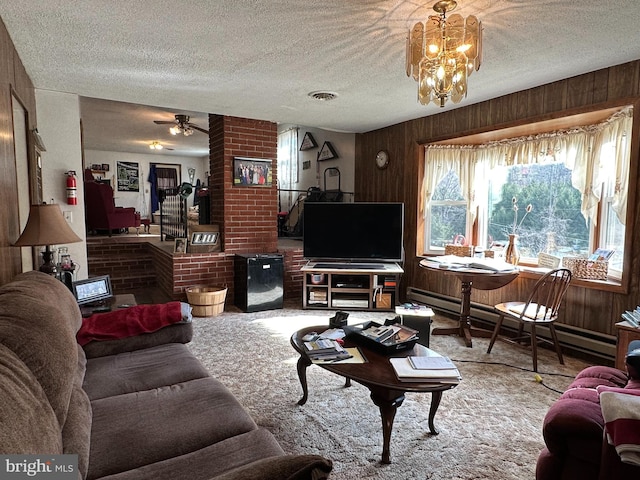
left=419, top=259, right=519, bottom=347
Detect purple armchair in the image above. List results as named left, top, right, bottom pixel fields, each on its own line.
left=536, top=360, right=640, bottom=480
left=84, top=180, right=140, bottom=236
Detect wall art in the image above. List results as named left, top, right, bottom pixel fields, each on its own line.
left=233, top=157, right=272, bottom=187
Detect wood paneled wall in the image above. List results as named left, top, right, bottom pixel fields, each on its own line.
left=0, top=18, right=36, bottom=286
left=355, top=61, right=640, bottom=339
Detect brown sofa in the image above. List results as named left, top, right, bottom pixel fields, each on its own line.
left=0, top=271, right=332, bottom=480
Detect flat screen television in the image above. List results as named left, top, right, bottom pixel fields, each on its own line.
left=303, top=202, right=404, bottom=263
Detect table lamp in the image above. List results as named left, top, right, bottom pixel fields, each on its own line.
left=13, top=203, right=82, bottom=274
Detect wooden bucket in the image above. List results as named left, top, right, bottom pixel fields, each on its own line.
left=185, top=286, right=227, bottom=317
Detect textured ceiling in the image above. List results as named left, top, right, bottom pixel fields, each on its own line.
left=2, top=0, right=640, bottom=157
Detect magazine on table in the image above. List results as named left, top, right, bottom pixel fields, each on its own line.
left=389, top=357, right=461, bottom=383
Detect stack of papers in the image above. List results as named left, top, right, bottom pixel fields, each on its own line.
left=303, top=338, right=351, bottom=361
left=427, top=256, right=517, bottom=272
left=389, top=350, right=461, bottom=383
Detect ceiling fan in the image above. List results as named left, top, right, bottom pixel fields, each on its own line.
left=154, top=114, right=209, bottom=136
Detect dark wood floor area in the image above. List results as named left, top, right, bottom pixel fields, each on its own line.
left=128, top=287, right=173, bottom=305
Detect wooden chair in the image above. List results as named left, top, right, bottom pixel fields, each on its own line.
left=486, top=268, right=572, bottom=372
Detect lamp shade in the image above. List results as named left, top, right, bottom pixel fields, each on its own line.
left=14, top=204, right=82, bottom=247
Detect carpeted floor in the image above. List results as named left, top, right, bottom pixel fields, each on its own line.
left=186, top=304, right=593, bottom=480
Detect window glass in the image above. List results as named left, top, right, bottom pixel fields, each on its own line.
left=428, top=170, right=468, bottom=250
left=487, top=163, right=589, bottom=260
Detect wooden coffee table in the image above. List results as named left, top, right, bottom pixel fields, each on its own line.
left=291, top=325, right=460, bottom=464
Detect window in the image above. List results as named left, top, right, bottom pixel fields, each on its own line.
left=277, top=128, right=299, bottom=211
left=420, top=106, right=632, bottom=281
left=486, top=162, right=590, bottom=259
left=427, top=170, right=469, bottom=250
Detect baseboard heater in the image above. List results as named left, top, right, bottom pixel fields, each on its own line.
left=406, top=286, right=616, bottom=363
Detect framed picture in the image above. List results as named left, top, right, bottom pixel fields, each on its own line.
left=302, top=160, right=311, bottom=170
left=101, top=163, right=110, bottom=171
left=117, top=161, right=139, bottom=192
left=233, top=157, right=272, bottom=187
left=300, top=132, right=317, bottom=151
left=174, top=238, right=187, bottom=253
left=317, top=141, right=338, bottom=161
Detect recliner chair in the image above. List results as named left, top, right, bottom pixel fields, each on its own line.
left=84, top=177, right=140, bottom=236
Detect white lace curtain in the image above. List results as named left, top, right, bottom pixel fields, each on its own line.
left=421, top=107, right=633, bottom=226
left=277, top=128, right=299, bottom=211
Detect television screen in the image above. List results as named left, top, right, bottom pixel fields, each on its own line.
left=303, top=202, right=404, bottom=262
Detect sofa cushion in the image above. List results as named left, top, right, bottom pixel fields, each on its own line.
left=83, top=323, right=193, bottom=359
left=87, top=377, right=258, bottom=479
left=61, top=345, right=92, bottom=479
left=214, top=454, right=333, bottom=480
left=83, top=343, right=210, bottom=400
left=0, top=271, right=82, bottom=428
left=86, top=428, right=285, bottom=480
left=0, top=343, right=62, bottom=453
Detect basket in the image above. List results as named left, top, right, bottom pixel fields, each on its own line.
left=562, top=257, right=608, bottom=280
left=444, top=244, right=473, bottom=257
left=186, top=286, right=227, bottom=317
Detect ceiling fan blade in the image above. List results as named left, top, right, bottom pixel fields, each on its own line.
left=154, top=120, right=177, bottom=125
left=190, top=125, right=209, bottom=134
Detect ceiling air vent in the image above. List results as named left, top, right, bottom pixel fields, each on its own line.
left=308, top=91, right=338, bottom=101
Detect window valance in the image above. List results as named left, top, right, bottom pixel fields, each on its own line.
left=422, top=106, right=632, bottom=225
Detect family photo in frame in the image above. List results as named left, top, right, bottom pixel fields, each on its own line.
left=233, top=157, right=272, bottom=187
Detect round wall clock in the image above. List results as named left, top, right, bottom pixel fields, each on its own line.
left=375, top=150, right=390, bottom=169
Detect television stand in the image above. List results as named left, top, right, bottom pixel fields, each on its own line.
left=301, top=262, right=403, bottom=311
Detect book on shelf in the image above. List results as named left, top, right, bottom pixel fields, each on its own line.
left=309, top=289, right=327, bottom=301
left=389, top=357, right=461, bottom=383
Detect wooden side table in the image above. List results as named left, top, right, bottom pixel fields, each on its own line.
left=615, top=321, right=640, bottom=370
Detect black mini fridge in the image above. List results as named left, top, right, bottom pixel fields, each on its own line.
left=234, top=254, right=284, bottom=312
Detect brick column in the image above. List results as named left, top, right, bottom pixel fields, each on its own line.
left=209, top=115, right=278, bottom=254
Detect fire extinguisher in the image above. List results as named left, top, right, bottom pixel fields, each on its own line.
left=66, top=171, right=77, bottom=205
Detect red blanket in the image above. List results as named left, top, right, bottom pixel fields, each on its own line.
left=77, top=302, right=184, bottom=346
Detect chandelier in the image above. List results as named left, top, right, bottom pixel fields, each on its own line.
left=406, top=0, right=482, bottom=107
left=149, top=141, right=163, bottom=150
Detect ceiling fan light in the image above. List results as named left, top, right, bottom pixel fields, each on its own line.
left=169, top=126, right=180, bottom=135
